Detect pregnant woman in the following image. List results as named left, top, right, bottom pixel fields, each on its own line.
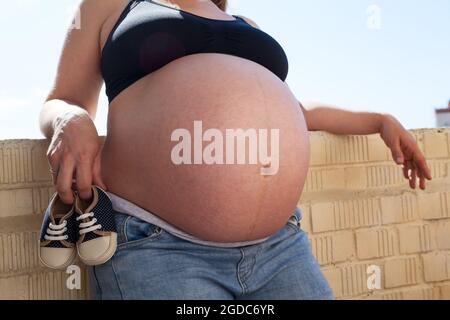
left=39, top=0, right=432, bottom=299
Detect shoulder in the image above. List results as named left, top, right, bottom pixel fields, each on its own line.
left=76, top=0, right=125, bottom=28
left=77, top=0, right=121, bottom=17
left=235, top=15, right=261, bottom=29
left=76, top=0, right=131, bottom=49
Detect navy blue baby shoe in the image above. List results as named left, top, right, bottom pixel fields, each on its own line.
left=39, top=192, right=78, bottom=269
left=74, top=186, right=117, bottom=265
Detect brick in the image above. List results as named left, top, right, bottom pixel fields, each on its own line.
left=311, top=198, right=381, bottom=233
left=0, top=141, right=34, bottom=185
left=321, top=168, right=347, bottom=190
left=308, top=134, right=328, bottom=166
left=385, top=257, right=420, bottom=288
left=380, top=194, right=418, bottom=224
left=439, top=283, right=450, bottom=300
left=418, top=192, right=450, bottom=220
left=0, top=188, right=34, bottom=218
left=309, top=133, right=370, bottom=166
left=304, top=168, right=346, bottom=192
left=0, top=214, right=43, bottom=234
left=356, top=228, right=397, bottom=260
left=398, top=224, right=435, bottom=254
left=329, top=135, right=368, bottom=164
left=422, top=252, right=450, bottom=282
left=402, top=287, right=440, bottom=300
left=0, top=275, right=28, bottom=299
left=333, top=197, right=381, bottom=229
left=323, top=263, right=374, bottom=298
left=0, top=186, right=54, bottom=218
left=344, top=166, right=367, bottom=189
left=321, top=268, right=342, bottom=298
left=428, top=161, right=450, bottom=181
left=0, top=269, right=88, bottom=300
left=345, top=135, right=369, bottom=163
left=367, top=134, right=391, bottom=162
left=366, top=287, right=439, bottom=300
left=310, top=231, right=354, bottom=265
left=0, top=231, right=40, bottom=275
left=340, top=263, right=372, bottom=297
left=423, top=131, right=449, bottom=158
left=32, top=186, right=55, bottom=215
left=30, top=141, right=52, bottom=183
left=28, top=269, right=88, bottom=300
left=311, top=202, right=335, bottom=233
left=435, top=220, right=450, bottom=250
left=366, top=165, right=404, bottom=188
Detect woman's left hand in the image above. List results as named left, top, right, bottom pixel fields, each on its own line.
left=379, top=114, right=432, bottom=190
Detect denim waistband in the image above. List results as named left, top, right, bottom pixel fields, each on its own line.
left=105, top=191, right=301, bottom=248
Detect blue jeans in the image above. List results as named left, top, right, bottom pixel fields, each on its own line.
left=88, top=208, right=334, bottom=300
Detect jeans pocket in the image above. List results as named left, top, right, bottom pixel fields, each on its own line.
left=117, top=215, right=163, bottom=249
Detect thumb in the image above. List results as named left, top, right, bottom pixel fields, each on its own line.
left=391, top=139, right=405, bottom=165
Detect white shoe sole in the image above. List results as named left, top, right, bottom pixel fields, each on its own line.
left=77, top=232, right=117, bottom=266
left=38, top=241, right=77, bottom=270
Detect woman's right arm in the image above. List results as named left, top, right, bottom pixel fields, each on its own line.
left=39, top=0, right=120, bottom=204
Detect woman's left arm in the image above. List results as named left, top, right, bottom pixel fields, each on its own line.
left=300, top=101, right=433, bottom=190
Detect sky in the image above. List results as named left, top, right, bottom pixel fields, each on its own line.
left=0, top=0, right=449, bottom=139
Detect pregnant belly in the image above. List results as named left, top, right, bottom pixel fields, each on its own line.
left=101, top=53, right=310, bottom=242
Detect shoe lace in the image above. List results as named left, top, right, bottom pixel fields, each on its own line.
left=76, top=212, right=102, bottom=235
left=44, top=220, right=68, bottom=241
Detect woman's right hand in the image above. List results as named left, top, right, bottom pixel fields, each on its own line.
left=46, top=112, right=107, bottom=204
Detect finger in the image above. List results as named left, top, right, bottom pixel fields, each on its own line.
left=92, top=154, right=108, bottom=190
left=47, top=152, right=61, bottom=186
left=402, top=162, right=409, bottom=180
left=71, top=170, right=77, bottom=191
left=404, top=160, right=413, bottom=185
left=409, top=163, right=417, bottom=189
left=51, top=167, right=60, bottom=186
left=390, top=139, right=405, bottom=165
left=417, top=169, right=426, bottom=190
left=56, top=156, right=76, bottom=204
left=415, top=160, right=431, bottom=189
left=413, top=150, right=432, bottom=180
left=76, top=160, right=94, bottom=200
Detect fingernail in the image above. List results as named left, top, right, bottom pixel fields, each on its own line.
left=396, top=157, right=403, bottom=164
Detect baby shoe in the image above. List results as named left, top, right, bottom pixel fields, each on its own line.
left=38, top=192, right=78, bottom=270
left=74, top=186, right=117, bottom=265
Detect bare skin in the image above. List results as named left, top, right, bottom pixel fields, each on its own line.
left=102, top=53, right=310, bottom=241
left=40, top=0, right=432, bottom=242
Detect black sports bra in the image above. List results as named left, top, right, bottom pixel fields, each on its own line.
left=101, top=0, right=289, bottom=103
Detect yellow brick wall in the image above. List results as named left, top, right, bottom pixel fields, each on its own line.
left=0, top=128, right=449, bottom=300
